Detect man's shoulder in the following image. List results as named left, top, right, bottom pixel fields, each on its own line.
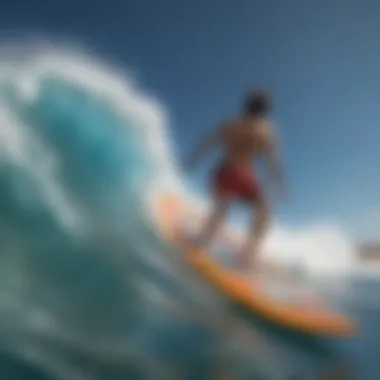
left=255, top=119, right=278, bottom=150
left=220, top=116, right=277, bottom=132
left=260, top=117, right=275, bottom=129
left=261, top=118, right=278, bottom=137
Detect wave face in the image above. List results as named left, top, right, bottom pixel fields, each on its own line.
left=0, top=44, right=229, bottom=380
left=0, top=43, right=365, bottom=380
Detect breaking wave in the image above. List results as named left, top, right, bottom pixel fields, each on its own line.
left=0, top=41, right=361, bottom=380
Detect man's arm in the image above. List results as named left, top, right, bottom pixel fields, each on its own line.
left=265, top=134, right=287, bottom=199
left=184, top=126, right=223, bottom=171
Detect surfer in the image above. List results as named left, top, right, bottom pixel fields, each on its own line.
left=185, top=91, right=287, bottom=269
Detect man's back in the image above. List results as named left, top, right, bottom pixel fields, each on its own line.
left=221, top=117, right=274, bottom=167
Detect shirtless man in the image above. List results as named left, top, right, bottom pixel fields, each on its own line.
left=185, top=91, right=287, bottom=268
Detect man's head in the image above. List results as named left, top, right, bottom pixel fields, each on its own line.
left=243, top=91, right=271, bottom=117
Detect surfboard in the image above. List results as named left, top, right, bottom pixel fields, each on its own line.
left=151, top=192, right=356, bottom=337
left=186, top=247, right=357, bottom=338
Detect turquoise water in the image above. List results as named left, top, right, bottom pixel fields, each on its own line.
left=0, top=50, right=378, bottom=380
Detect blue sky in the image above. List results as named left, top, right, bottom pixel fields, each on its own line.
left=1, top=0, right=379, bottom=241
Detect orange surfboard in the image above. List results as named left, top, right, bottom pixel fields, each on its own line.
left=186, top=248, right=356, bottom=337
left=152, top=192, right=357, bottom=337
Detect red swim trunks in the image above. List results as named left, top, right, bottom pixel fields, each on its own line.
left=212, top=162, right=261, bottom=203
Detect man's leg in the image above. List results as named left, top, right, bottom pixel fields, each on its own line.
left=238, top=194, right=270, bottom=269
left=197, top=197, right=229, bottom=250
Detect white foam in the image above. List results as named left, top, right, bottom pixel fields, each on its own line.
left=263, top=222, right=356, bottom=278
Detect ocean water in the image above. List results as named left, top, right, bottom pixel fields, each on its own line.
left=0, top=45, right=378, bottom=380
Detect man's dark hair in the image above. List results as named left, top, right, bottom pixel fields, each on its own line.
left=243, top=91, right=271, bottom=116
